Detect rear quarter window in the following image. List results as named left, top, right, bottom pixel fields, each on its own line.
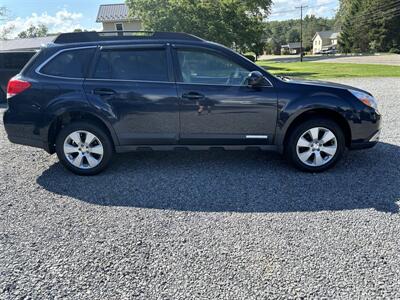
left=40, top=48, right=95, bottom=78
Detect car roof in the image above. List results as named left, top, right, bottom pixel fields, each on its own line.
left=53, top=31, right=203, bottom=45
left=45, top=31, right=230, bottom=53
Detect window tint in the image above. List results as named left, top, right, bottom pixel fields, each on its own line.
left=40, top=48, right=94, bottom=78
left=0, top=52, right=35, bottom=69
left=177, top=50, right=249, bottom=85
left=93, top=49, right=169, bottom=82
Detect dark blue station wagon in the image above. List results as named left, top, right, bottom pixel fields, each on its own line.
left=4, top=31, right=381, bottom=175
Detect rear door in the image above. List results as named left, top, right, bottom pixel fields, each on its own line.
left=84, top=44, right=179, bottom=145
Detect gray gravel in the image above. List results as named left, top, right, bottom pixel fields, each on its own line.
left=1, top=78, right=400, bottom=299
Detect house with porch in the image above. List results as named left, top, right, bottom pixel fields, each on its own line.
left=312, top=31, right=340, bottom=54
left=96, top=3, right=142, bottom=32
left=281, top=42, right=302, bottom=55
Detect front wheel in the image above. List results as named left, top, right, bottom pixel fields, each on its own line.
left=55, top=122, right=113, bottom=175
left=285, top=118, right=346, bottom=172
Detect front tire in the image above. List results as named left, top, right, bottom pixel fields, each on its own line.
left=285, top=118, right=346, bottom=172
left=55, top=122, right=113, bottom=175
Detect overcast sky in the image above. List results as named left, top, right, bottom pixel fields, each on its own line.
left=0, top=0, right=339, bottom=38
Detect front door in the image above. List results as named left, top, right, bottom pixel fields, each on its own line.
left=84, top=45, right=179, bottom=145
left=173, top=47, right=277, bottom=145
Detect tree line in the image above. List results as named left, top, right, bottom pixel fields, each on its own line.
left=1, top=0, right=399, bottom=55
left=264, top=16, right=336, bottom=55
left=337, top=0, right=400, bottom=53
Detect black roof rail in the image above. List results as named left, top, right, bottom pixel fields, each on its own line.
left=54, top=31, right=203, bottom=44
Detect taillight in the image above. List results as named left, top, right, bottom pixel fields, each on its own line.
left=7, top=78, right=31, bottom=99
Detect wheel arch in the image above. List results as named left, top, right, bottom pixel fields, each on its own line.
left=47, top=110, right=119, bottom=154
left=280, top=108, right=352, bottom=152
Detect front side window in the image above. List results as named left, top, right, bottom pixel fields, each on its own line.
left=40, top=48, right=94, bottom=78
left=177, top=50, right=250, bottom=86
left=93, top=49, right=169, bottom=82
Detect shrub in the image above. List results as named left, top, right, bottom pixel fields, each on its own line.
left=389, top=48, right=400, bottom=54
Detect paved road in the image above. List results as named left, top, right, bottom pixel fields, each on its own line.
left=260, top=54, right=400, bottom=66
left=1, top=78, right=400, bottom=299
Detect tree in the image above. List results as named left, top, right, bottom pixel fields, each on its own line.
left=337, top=0, right=400, bottom=53
left=287, top=28, right=300, bottom=43
left=18, top=24, right=48, bottom=38
left=263, top=16, right=336, bottom=53
left=0, top=6, right=6, bottom=19
left=0, top=6, right=13, bottom=40
left=126, top=0, right=273, bottom=51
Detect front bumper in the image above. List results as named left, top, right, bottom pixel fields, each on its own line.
left=350, top=129, right=381, bottom=150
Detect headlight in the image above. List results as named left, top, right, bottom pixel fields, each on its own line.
left=349, top=89, right=378, bottom=110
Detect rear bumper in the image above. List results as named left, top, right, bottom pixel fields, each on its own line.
left=3, top=108, right=51, bottom=152
left=7, top=134, right=47, bottom=149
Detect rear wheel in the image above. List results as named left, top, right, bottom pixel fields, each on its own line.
left=55, top=122, right=113, bottom=175
left=285, top=118, right=345, bottom=172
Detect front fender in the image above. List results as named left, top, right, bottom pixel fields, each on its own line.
left=274, top=89, right=356, bottom=151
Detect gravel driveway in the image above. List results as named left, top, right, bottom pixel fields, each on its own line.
left=1, top=78, right=399, bottom=299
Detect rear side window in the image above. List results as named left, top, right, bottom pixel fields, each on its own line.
left=40, top=48, right=94, bottom=78
left=93, top=49, right=169, bottom=82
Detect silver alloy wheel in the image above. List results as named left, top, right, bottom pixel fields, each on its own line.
left=296, top=127, right=338, bottom=167
left=63, top=130, right=104, bottom=169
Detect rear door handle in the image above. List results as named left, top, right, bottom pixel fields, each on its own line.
left=93, top=88, right=116, bottom=96
left=182, top=92, right=205, bottom=100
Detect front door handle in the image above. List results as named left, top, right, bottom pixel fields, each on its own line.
left=182, top=92, right=205, bottom=100
left=93, top=88, right=116, bottom=96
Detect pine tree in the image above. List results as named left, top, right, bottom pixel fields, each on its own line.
left=338, top=0, right=400, bottom=53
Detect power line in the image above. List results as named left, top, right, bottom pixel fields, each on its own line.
left=342, top=0, right=400, bottom=21
left=270, top=1, right=338, bottom=16
left=348, top=5, right=400, bottom=25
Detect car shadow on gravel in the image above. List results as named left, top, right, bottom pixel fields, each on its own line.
left=36, top=142, right=400, bottom=213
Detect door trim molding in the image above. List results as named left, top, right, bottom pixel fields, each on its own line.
left=246, top=135, right=269, bottom=139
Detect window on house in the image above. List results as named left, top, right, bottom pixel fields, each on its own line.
left=115, top=23, right=123, bottom=31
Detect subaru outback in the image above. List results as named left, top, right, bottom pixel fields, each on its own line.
left=3, top=31, right=381, bottom=175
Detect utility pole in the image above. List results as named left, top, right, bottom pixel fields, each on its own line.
left=295, top=5, right=308, bottom=62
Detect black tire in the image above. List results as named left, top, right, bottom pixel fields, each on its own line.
left=55, top=121, right=114, bottom=176
left=285, top=118, right=346, bottom=172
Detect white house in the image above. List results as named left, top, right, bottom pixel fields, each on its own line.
left=96, top=3, right=142, bottom=32
left=312, top=31, right=340, bottom=54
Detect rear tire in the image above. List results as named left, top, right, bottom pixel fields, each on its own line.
left=285, top=118, right=345, bottom=172
left=55, top=122, right=113, bottom=176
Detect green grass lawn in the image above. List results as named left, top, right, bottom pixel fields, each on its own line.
left=256, top=61, right=400, bottom=79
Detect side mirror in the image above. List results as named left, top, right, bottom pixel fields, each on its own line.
left=247, top=71, right=266, bottom=88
